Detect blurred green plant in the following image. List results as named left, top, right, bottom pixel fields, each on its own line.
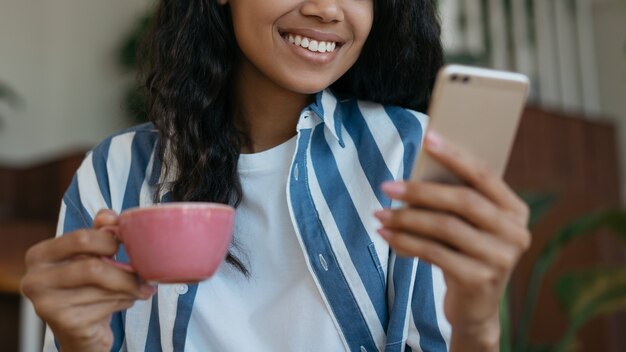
left=500, top=194, right=626, bottom=352
left=0, top=80, right=23, bottom=129
left=118, top=12, right=152, bottom=123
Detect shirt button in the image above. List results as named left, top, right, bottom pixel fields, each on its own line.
left=294, top=163, right=299, bottom=181
left=319, top=254, right=329, bottom=272
left=176, top=284, right=189, bottom=295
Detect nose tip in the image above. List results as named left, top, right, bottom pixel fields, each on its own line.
left=301, top=0, right=345, bottom=22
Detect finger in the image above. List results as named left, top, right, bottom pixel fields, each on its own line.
left=77, top=299, right=136, bottom=323
left=25, top=228, right=119, bottom=267
left=381, top=229, right=499, bottom=290
left=93, top=209, right=119, bottom=229
left=48, top=299, right=135, bottom=335
left=25, top=257, right=148, bottom=298
left=36, top=286, right=153, bottom=311
left=423, top=131, right=529, bottom=222
left=376, top=208, right=520, bottom=272
left=381, top=182, right=531, bottom=249
left=32, top=287, right=142, bottom=319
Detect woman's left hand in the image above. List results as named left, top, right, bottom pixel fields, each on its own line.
left=375, top=131, right=531, bottom=351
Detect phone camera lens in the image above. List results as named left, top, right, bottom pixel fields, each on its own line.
left=451, top=74, right=458, bottom=82
left=463, top=76, right=471, bottom=83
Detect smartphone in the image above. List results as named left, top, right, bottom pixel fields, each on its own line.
left=411, top=64, right=530, bottom=184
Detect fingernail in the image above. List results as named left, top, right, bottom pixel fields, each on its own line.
left=425, top=131, right=443, bottom=151
left=377, top=228, right=393, bottom=239
left=97, top=209, right=119, bottom=220
left=382, top=181, right=406, bottom=197
left=374, top=210, right=392, bottom=222
left=140, top=284, right=157, bottom=297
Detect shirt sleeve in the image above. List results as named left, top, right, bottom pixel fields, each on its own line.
left=405, top=264, right=451, bottom=351
left=390, top=107, right=451, bottom=351
left=42, top=325, right=59, bottom=352
left=43, top=155, right=94, bottom=352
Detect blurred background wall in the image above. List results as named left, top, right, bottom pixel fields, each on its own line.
left=594, top=0, right=626, bottom=195
left=0, top=0, right=150, bottom=165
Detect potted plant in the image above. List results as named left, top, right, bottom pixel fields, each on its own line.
left=0, top=80, right=22, bottom=129
left=501, top=194, right=626, bottom=352
left=118, top=13, right=152, bottom=123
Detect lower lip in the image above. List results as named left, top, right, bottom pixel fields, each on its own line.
left=281, top=35, right=339, bottom=65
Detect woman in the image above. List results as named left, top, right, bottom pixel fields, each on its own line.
left=21, top=0, right=530, bottom=351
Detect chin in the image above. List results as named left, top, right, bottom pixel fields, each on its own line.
left=282, top=76, right=339, bottom=95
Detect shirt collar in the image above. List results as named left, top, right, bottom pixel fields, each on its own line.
left=151, top=89, right=348, bottom=187
left=307, top=89, right=346, bottom=148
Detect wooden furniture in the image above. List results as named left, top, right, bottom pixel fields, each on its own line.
left=0, top=222, right=55, bottom=293
left=0, top=151, right=85, bottom=352
left=0, top=151, right=85, bottom=223
left=0, top=221, right=55, bottom=352
left=0, top=225, right=52, bottom=352
left=0, top=150, right=85, bottom=292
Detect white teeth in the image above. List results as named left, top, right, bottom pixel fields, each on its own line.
left=284, top=33, right=338, bottom=53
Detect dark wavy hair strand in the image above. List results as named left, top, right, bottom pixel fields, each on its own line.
left=333, top=0, right=444, bottom=111
left=140, top=0, right=248, bottom=273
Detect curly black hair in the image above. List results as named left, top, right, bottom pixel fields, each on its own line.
left=140, top=0, right=444, bottom=274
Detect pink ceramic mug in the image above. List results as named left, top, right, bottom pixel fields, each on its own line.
left=105, top=202, right=235, bottom=283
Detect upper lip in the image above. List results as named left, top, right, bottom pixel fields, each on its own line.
left=278, top=27, right=346, bottom=45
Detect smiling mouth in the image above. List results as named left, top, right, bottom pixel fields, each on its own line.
left=280, top=32, right=342, bottom=54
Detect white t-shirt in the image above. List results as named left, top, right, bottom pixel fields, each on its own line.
left=185, top=136, right=346, bottom=351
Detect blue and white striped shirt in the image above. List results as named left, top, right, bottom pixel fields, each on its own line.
left=46, top=89, right=451, bottom=351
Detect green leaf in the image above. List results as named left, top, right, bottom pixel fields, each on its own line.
left=119, top=13, right=153, bottom=70
left=556, top=267, right=626, bottom=320
left=0, top=80, right=24, bottom=129
left=519, top=192, right=558, bottom=228
left=500, top=287, right=511, bottom=352
left=516, top=209, right=626, bottom=350
left=0, top=81, right=22, bottom=108
left=601, top=210, right=626, bottom=240
left=123, top=88, right=148, bottom=123
left=523, top=346, right=556, bottom=352
left=554, top=268, right=626, bottom=352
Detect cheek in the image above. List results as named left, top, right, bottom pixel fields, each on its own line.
left=351, top=4, right=374, bottom=42
left=229, top=3, right=276, bottom=45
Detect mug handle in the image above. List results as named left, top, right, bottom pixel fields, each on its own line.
left=100, top=225, right=135, bottom=273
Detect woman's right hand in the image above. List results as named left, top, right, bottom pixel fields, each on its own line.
left=20, top=209, right=156, bottom=352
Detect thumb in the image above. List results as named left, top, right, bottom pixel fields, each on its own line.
left=93, top=209, right=119, bottom=229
